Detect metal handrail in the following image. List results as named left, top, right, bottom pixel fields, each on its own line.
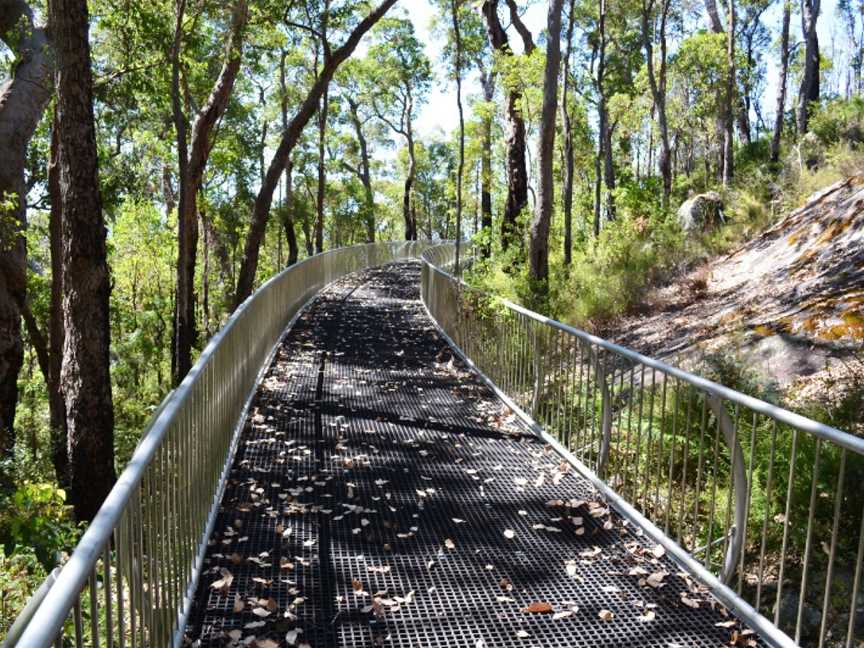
left=420, top=243, right=864, bottom=648
left=9, top=241, right=438, bottom=647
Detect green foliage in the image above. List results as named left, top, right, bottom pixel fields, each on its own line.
left=560, top=214, right=685, bottom=328
left=0, top=545, right=48, bottom=639
left=0, top=482, right=78, bottom=569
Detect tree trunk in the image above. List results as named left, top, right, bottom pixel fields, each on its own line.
left=172, top=0, right=247, bottom=385
left=346, top=98, right=376, bottom=242
left=562, top=0, right=576, bottom=264
left=0, top=0, right=53, bottom=460
left=597, top=0, right=616, bottom=221
left=481, top=0, right=531, bottom=254
left=479, top=68, right=495, bottom=259
left=233, top=0, right=397, bottom=309
left=797, top=0, right=820, bottom=133
left=641, top=0, right=672, bottom=209
left=528, top=0, right=564, bottom=288
left=451, top=0, right=465, bottom=272
left=723, top=0, right=736, bottom=185
left=48, top=116, right=68, bottom=485
left=403, top=121, right=418, bottom=241
left=50, top=0, right=116, bottom=522
left=281, top=162, right=299, bottom=266
left=315, top=86, right=328, bottom=253
left=771, top=0, right=791, bottom=162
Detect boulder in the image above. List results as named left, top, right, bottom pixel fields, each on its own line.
left=677, top=191, right=726, bottom=233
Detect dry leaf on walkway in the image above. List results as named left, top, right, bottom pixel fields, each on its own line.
left=522, top=601, right=553, bottom=614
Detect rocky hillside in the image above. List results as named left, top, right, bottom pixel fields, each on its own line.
left=608, top=176, right=864, bottom=394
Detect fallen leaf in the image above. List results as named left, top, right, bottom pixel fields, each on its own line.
left=652, top=544, right=666, bottom=559
left=552, top=610, right=574, bottom=620
left=210, top=568, right=234, bottom=594
left=640, top=609, right=656, bottom=622
left=598, top=609, right=615, bottom=621
left=503, top=529, right=515, bottom=539
left=444, top=538, right=456, bottom=550
left=522, top=601, right=553, bottom=614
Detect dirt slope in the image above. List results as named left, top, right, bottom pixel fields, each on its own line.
left=608, top=176, right=864, bottom=389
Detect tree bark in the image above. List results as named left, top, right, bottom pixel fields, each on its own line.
left=641, top=0, right=672, bottom=209
left=451, top=0, right=465, bottom=273
left=528, top=0, right=564, bottom=288
left=172, top=0, right=247, bottom=385
left=346, top=98, right=376, bottom=242
left=562, top=0, right=576, bottom=264
left=50, top=0, right=116, bottom=522
left=598, top=0, right=616, bottom=221
left=771, top=0, right=792, bottom=162
left=481, top=0, right=532, bottom=254
left=281, top=161, right=299, bottom=266
left=479, top=67, right=495, bottom=259
left=315, top=86, right=328, bottom=253
left=722, top=0, right=736, bottom=185
left=0, top=0, right=53, bottom=460
left=48, top=116, right=68, bottom=485
left=233, top=0, right=398, bottom=309
left=797, top=0, right=820, bottom=133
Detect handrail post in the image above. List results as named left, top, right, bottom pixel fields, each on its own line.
left=706, top=394, right=748, bottom=586
left=597, top=353, right=613, bottom=480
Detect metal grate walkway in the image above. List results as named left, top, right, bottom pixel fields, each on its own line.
left=185, top=262, right=761, bottom=648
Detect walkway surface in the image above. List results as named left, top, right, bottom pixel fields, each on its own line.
left=186, top=262, right=761, bottom=648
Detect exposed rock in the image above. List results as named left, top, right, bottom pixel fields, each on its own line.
left=677, top=191, right=726, bottom=233
left=775, top=591, right=823, bottom=640
left=609, top=176, right=864, bottom=397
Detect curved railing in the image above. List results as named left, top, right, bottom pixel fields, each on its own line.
left=7, top=241, right=438, bottom=648
left=421, top=243, right=864, bottom=648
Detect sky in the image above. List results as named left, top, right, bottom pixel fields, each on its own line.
left=405, top=0, right=846, bottom=140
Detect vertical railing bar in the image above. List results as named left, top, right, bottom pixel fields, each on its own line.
left=676, top=385, right=694, bottom=543
left=103, top=546, right=114, bottom=648
left=817, top=448, right=846, bottom=648
left=704, top=399, right=723, bottom=572
left=653, top=372, right=668, bottom=523
left=774, top=426, right=799, bottom=626
left=689, top=396, right=708, bottom=549
left=795, top=438, right=822, bottom=645
left=846, top=501, right=864, bottom=648
left=664, top=378, right=680, bottom=537
left=755, top=418, right=778, bottom=611
left=739, top=409, right=759, bottom=596
left=88, top=567, right=99, bottom=648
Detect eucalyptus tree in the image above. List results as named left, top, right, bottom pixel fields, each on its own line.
left=640, top=0, right=672, bottom=207
left=797, top=0, right=821, bottom=133
left=333, top=59, right=383, bottom=243
left=365, top=16, right=432, bottom=241
left=234, top=0, right=398, bottom=308
left=171, top=0, right=249, bottom=385
left=771, top=0, right=792, bottom=162
left=0, top=0, right=53, bottom=462
left=527, top=0, right=564, bottom=288
left=481, top=0, right=535, bottom=253
left=562, top=0, right=577, bottom=262
left=49, top=0, right=115, bottom=521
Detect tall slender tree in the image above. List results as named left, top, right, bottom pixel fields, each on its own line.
left=234, top=0, right=398, bottom=308
left=561, top=0, right=577, bottom=263
left=771, top=0, right=792, bottom=162
left=528, top=0, right=565, bottom=288
left=797, top=0, right=821, bottom=133
left=0, top=0, right=53, bottom=462
left=641, top=0, right=672, bottom=207
left=481, top=0, right=534, bottom=253
left=49, top=0, right=116, bottom=522
left=171, top=0, right=248, bottom=385
left=451, top=0, right=465, bottom=271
